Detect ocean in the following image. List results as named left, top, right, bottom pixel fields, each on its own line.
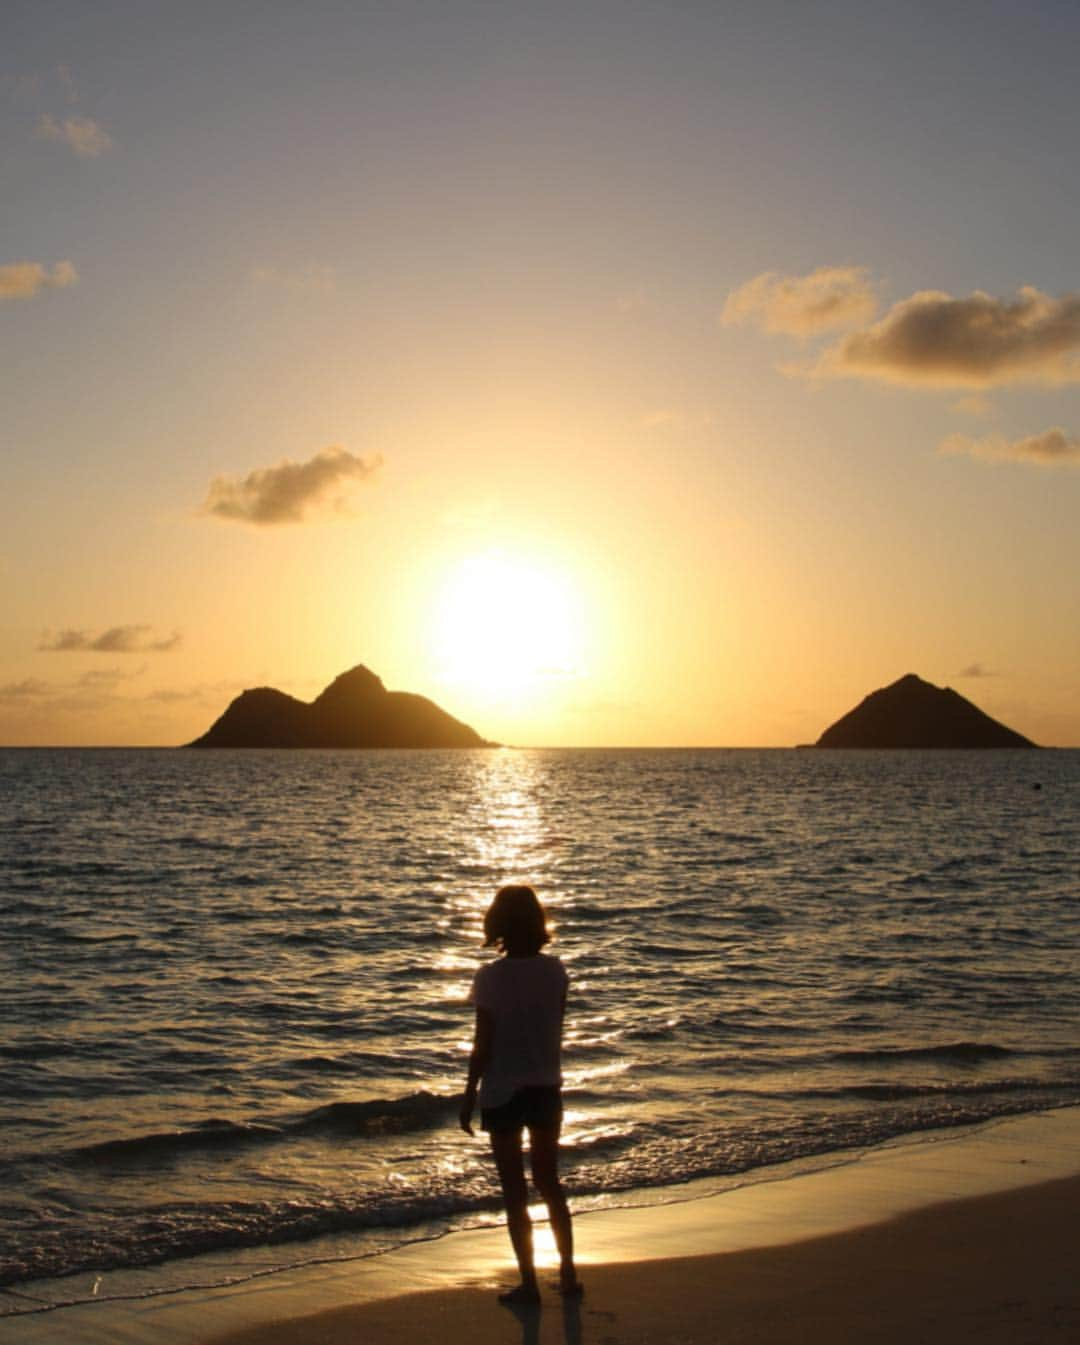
left=2, top=746, right=1078, bottom=1318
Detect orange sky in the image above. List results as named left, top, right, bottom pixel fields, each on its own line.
left=3, top=2, right=1078, bottom=746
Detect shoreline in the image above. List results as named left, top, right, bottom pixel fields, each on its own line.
left=208, top=1171, right=1080, bottom=1345
left=3, top=1105, right=1078, bottom=1345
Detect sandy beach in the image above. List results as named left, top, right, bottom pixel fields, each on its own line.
left=208, top=1173, right=1080, bottom=1345
left=4, top=1107, right=1079, bottom=1345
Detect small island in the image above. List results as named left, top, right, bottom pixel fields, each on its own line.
left=185, top=664, right=493, bottom=749
left=814, top=673, right=1037, bottom=749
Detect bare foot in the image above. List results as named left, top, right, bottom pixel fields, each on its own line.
left=498, top=1283, right=541, bottom=1306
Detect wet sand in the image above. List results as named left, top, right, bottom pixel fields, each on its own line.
left=207, top=1173, right=1080, bottom=1345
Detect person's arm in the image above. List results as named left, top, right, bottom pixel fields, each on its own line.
left=460, top=1005, right=493, bottom=1136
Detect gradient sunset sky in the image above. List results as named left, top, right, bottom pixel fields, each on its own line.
left=4, top=1, right=1078, bottom=747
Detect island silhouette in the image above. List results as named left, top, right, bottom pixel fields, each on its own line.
left=814, top=673, right=1037, bottom=749
left=185, top=665, right=493, bottom=748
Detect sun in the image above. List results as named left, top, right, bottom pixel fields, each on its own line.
left=432, top=549, right=585, bottom=701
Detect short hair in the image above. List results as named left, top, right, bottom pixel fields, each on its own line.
left=483, top=885, right=551, bottom=956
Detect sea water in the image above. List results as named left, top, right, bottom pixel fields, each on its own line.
left=2, top=747, right=1078, bottom=1315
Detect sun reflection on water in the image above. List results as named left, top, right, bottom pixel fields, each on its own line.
left=429, top=750, right=560, bottom=1008
left=469, top=749, right=549, bottom=879
left=450, top=751, right=554, bottom=909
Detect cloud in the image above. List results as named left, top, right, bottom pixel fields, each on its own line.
left=0, top=678, right=52, bottom=703
left=0, top=675, right=132, bottom=719
left=203, top=445, right=382, bottom=526
left=39, top=626, right=182, bottom=653
left=638, top=409, right=718, bottom=432
left=0, top=260, right=78, bottom=301
left=951, top=394, right=994, bottom=418
left=819, top=286, right=1080, bottom=388
left=36, top=112, right=112, bottom=157
left=615, top=287, right=652, bottom=316
left=956, top=663, right=997, bottom=679
left=939, top=427, right=1080, bottom=467
left=146, top=687, right=204, bottom=704
left=145, top=677, right=247, bottom=705
left=722, top=266, right=878, bottom=336
left=249, top=264, right=336, bottom=294
left=56, top=63, right=79, bottom=104
left=77, top=665, right=147, bottom=688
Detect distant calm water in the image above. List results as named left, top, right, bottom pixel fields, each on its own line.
left=2, top=747, right=1078, bottom=1315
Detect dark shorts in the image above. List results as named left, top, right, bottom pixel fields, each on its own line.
left=480, top=1085, right=563, bottom=1135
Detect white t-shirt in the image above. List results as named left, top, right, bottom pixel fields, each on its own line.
left=470, top=954, right=568, bottom=1109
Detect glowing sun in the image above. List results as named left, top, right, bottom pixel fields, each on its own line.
left=432, top=550, right=585, bottom=699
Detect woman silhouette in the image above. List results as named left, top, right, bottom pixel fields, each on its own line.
left=460, top=885, right=580, bottom=1304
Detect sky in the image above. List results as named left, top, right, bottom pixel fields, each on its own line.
left=3, top=0, right=1078, bottom=747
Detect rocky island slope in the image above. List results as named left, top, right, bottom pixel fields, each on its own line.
left=185, top=665, right=492, bottom=748
left=814, top=673, right=1036, bottom=748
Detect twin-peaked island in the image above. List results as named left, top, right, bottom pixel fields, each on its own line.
left=186, top=667, right=1036, bottom=749
left=186, top=665, right=492, bottom=748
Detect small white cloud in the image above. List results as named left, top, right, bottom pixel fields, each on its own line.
left=39, top=626, right=182, bottom=653
left=203, top=445, right=382, bottom=526
left=722, top=266, right=878, bottom=336
left=939, top=427, right=1080, bottom=467
left=36, top=112, right=112, bottom=157
left=0, top=260, right=78, bottom=301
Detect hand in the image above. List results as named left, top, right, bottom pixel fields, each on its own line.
left=459, top=1099, right=475, bottom=1136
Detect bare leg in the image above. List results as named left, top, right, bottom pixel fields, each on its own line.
left=490, top=1130, right=539, bottom=1298
left=529, top=1125, right=579, bottom=1292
